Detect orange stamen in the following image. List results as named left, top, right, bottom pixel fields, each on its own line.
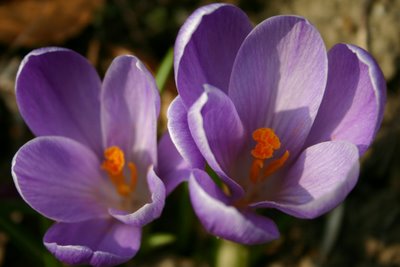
left=101, top=146, right=138, bottom=197
left=128, top=162, right=138, bottom=191
left=250, top=159, right=264, bottom=184
left=263, top=150, right=290, bottom=178
left=249, top=128, right=289, bottom=183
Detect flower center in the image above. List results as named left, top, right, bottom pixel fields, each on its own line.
left=101, top=146, right=137, bottom=197
left=249, top=128, right=289, bottom=183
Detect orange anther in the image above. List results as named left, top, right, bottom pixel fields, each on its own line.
left=249, top=128, right=289, bottom=184
left=251, top=128, right=281, bottom=160
left=251, top=143, right=274, bottom=159
left=101, top=146, right=138, bottom=197
left=252, top=128, right=280, bottom=148
left=101, top=146, right=125, bottom=176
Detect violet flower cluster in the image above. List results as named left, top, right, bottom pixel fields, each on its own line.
left=11, top=3, right=385, bottom=267
left=168, top=4, right=386, bottom=244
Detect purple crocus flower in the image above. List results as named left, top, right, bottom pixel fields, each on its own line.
left=11, top=47, right=184, bottom=266
left=168, top=4, right=386, bottom=244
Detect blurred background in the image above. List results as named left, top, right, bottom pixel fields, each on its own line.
left=0, top=0, right=399, bottom=266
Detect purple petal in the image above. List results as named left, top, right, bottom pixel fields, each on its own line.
left=101, top=55, right=160, bottom=172
left=229, top=16, right=328, bottom=158
left=175, top=3, right=252, bottom=107
left=108, top=167, right=165, bottom=227
left=251, top=141, right=359, bottom=219
left=157, top=131, right=191, bottom=195
left=187, top=85, right=245, bottom=197
left=44, top=218, right=141, bottom=267
left=306, top=44, right=386, bottom=155
left=16, top=47, right=102, bottom=155
left=189, top=169, right=279, bottom=245
left=167, top=96, right=205, bottom=168
left=12, top=136, right=114, bottom=222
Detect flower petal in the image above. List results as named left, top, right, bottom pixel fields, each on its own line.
left=229, top=16, right=328, bottom=158
left=251, top=141, right=359, bottom=219
left=167, top=96, right=205, bottom=168
left=187, top=85, right=245, bottom=197
left=306, top=44, right=386, bottom=155
left=157, top=131, right=191, bottom=195
left=101, top=55, right=160, bottom=171
left=109, top=167, right=165, bottom=227
left=12, top=136, right=113, bottom=222
left=189, top=169, right=279, bottom=245
left=175, top=3, right=252, bottom=107
left=16, top=47, right=102, bottom=155
left=44, top=218, right=141, bottom=267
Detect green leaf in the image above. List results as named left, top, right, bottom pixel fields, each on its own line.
left=155, top=47, right=173, bottom=93
left=146, top=233, right=176, bottom=249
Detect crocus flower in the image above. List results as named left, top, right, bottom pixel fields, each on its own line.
left=168, top=4, right=386, bottom=244
left=11, top=47, right=184, bottom=266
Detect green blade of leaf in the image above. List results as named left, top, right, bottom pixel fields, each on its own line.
left=155, top=47, right=173, bottom=93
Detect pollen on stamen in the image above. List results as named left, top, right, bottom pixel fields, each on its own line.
left=249, top=128, right=289, bottom=183
left=251, top=128, right=281, bottom=159
left=101, top=146, right=125, bottom=176
left=101, top=146, right=138, bottom=197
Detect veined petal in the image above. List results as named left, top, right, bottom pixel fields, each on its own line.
left=175, top=3, right=252, bottom=107
left=12, top=136, right=113, bottom=223
left=251, top=141, right=359, bottom=219
left=101, top=55, right=160, bottom=174
left=306, top=44, right=386, bottom=155
left=157, top=131, right=191, bottom=195
left=16, top=47, right=103, bottom=155
left=189, top=169, right=279, bottom=245
left=229, top=16, right=328, bottom=158
left=167, top=96, right=205, bottom=169
left=44, top=218, right=141, bottom=267
left=109, top=167, right=165, bottom=227
left=187, top=85, right=245, bottom=197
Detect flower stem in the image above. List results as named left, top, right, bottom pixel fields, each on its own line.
left=215, top=239, right=249, bottom=267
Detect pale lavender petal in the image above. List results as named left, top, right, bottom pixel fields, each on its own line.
left=306, top=44, right=386, bottom=155
left=175, top=3, right=252, bottom=107
left=251, top=141, right=359, bottom=219
left=12, top=136, right=113, bottom=222
left=157, top=131, right=191, bottom=195
left=229, top=16, right=328, bottom=158
left=167, top=96, right=205, bottom=168
left=101, top=55, right=160, bottom=172
left=16, top=47, right=102, bottom=155
left=109, top=167, right=165, bottom=226
left=44, top=218, right=141, bottom=267
left=187, top=85, right=245, bottom=197
left=189, top=169, right=279, bottom=245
